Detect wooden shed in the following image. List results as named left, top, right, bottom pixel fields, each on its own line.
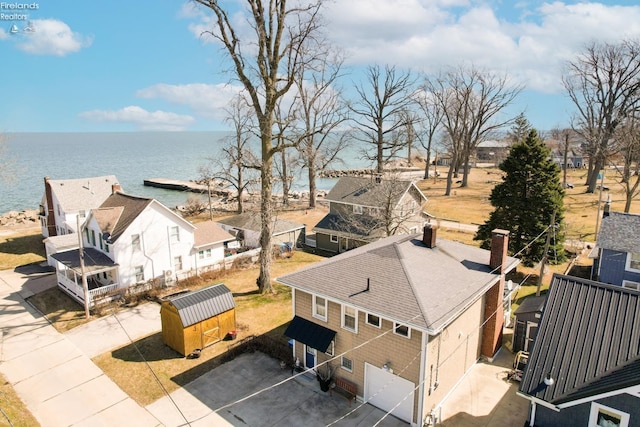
left=512, top=295, right=546, bottom=353
left=160, top=283, right=236, bottom=356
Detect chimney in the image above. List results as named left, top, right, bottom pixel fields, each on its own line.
left=44, top=177, right=57, bottom=237
left=112, top=183, right=122, bottom=194
left=603, top=196, right=611, bottom=218
left=482, top=229, right=510, bottom=359
left=422, top=223, right=437, bottom=248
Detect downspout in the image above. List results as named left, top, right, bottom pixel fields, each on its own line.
left=417, top=331, right=427, bottom=427
left=291, top=289, right=296, bottom=362
left=141, top=232, right=156, bottom=280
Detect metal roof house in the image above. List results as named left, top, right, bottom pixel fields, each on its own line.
left=518, top=274, right=640, bottom=427
left=160, top=283, right=236, bottom=356
left=278, top=225, right=519, bottom=425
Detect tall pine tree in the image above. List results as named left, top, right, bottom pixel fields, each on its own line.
left=475, top=129, right=565, bottom=266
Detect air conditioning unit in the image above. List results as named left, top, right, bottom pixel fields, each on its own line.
left=164, top=270, right=175, bottom=282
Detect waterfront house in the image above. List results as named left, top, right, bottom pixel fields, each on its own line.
left=518, top=274, right=640, bottom=427
left=592, top=211, right=640, bottom=290
left=39, top=175, right=121, bottom=238
left=277, top=225, right=519, bottom=425
left=216, top=211, right=305, bottom=249
left=312, top=176, right=428, bottom=254
left=49, top=191, right=234, bottom=306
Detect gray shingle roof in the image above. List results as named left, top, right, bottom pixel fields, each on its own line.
left=519, top=274, right=640, bottom=405
left=167, top=283, right=235, bottom=327
left=277, top=232, right=519, bottom=332
left=514, top=295, right=546, bottom=315
left=48, top=175, right=120, bottom=212
left=597, top=211, right=640, bottom=254
left=216, top=212, right=305, bottom=235
left=313, top=213, right=384, bottom=240
left=324, top=176, right=426, bottom=208
left=51, top=248, right=117, bottom=274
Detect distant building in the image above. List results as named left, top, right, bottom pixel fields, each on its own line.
left=475, top=140, right=511, bottom=164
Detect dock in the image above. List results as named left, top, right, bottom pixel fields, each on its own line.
left=143, top=178, right=232, bottom=197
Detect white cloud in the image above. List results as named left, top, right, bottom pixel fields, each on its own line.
left=14, top=19, right=92, bottom=56
left=136, top=83, right=243, bottom=121
left=0, top=28, right=8, bottom=40
left=79, top=106, right=195, bottom=131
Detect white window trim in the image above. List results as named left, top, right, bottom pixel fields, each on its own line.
left=341, top=356, right=353, bottom=372
left=625, top=252, right=640, bottom=273
left=341, top=305, right=358, bottom=333
left=330, top=234, right=338, bottom=243
left=353, top=205, right=363, bottom=215
left=134, top=266, right=144, bottom=282
left=313, top=295, right=328, bottom=322
left=325, top=340, right=334, bottom=357
left=622, top=280, right=640, bottom=291
left=366, top=313, right=381, bottom=328
left=394, top=322, right=411, bottom=339
left=588, top=402, right=629, bottom=427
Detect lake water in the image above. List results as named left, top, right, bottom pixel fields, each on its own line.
left=1, top=132, right=369, bottom=214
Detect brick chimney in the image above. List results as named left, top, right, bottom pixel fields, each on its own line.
left=44, top=177, right=57, bottom=237
left=111, top=183, right=122, bottom=194
left=422, top=223, right=437, bottom=248
left=481, top=229, right=510, bottom=359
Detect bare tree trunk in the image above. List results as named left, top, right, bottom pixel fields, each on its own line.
left=562, top=133, right=569, bottom=188
left=258, top=134, right=274, bottom=294
left=281, top=149, right=289, bottom=207
left=308, top=157, right=317, bottom=209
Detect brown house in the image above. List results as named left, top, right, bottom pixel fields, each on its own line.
left=160, top=283, right=236, bottom=356
left=277, top=225, right=519, bottom=425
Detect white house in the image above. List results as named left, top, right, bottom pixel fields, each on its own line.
left=49, top=191, right=234, bottom=306
left=39, top=175, right=121, bottom=238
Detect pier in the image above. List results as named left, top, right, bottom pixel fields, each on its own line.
left=143, top=178, right=232, bottom=197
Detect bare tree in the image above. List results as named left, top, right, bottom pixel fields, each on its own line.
left=415, top=90, right=443, bottom=179
left=194, top=0, right=326, bottom=292
left=424, top=66, right=522, bottom=193
left=563, top=39, right=640, bottom=193
left=293, top=56, right=351, bottom=208
left=273, top=97, right=298, bottom=207
left=612, top=117, right=640, bottom=212
left=549, top=127, right=577, bottom=189
left=350, top=64, right=417, bottom=174
left=200, top=96, right=259, bottom=215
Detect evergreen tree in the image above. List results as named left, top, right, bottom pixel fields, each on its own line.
left=475, top=129, right=565, bottom=266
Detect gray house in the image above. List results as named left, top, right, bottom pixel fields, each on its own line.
left=593, top=211, right=640, bottom=290
left=313, top=176, right=428, bottom=254
left=518, top=274, right=640, bottom=427
left=216, top=212, right=305, bottom=249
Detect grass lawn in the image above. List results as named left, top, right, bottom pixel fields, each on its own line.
left=92, top=251, right=322, bottom=406
left=0, top=227, right=45, bottom=270
left=0, top=372, right=40, bottom=427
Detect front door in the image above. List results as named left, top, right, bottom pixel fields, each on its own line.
left=305, top=345, right=316, bottom=369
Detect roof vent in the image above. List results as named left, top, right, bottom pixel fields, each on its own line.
left=544, top=372, right=554, bottom=386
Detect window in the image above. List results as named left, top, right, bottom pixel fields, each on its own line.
left=78, top=210, right=86, bottom=218
left=174, top=256, right=183, bottom=271
left=366, top=313, right=381, bottom=328
left=90, top=230, right=96, bottom=246
left=353, top=205, right=363, bottom=214
left=341, top=356, right=353, bottom=372
left=369, top=207, right=380, bottom=217
left=198, top=250, right=205, bottom=260
left=131, top=234, right=141, bottom=252
left=205, top=248, right=212, bottom=257
left=330, top=234, right=338, bottom=243
left=104, top=243, right=109, bottom=253
left=588, top=402, right=629, bottom=427
left=394, top=322, right=411, bottom=338
left=342, top=305, right=357, bottom=332
left=313, top=295, right=327, bottom=321
left=170, top=226, right=180, bottom=243
left=622, top=280, right=640, bottom=291
left=626, top=252, right=640, bottom=272
left=134, top=266, right=144, bottom=282
left=85, top=228, right=90, bottom=244
left=98, top=233, right=103, bottom=250
left=325, top=340, right=334, bottom=356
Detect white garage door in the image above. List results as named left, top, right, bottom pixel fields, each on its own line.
left=364, top=363, right=415, bottom=423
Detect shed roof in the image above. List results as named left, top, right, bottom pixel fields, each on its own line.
left=514, top=295, right=546, bottom=315
left=167, top=283, right=235, bottom=327
left=597, top=211, right=640, bottom=254
left=278, top=232, right=519, bottom=332
left=519, top=274, right=640, bottom=406
left=216, top=212, right=305, bottom=235
left=193, top=221, right=235, bottom=248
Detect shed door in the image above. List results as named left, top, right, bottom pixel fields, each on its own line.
left=202, top=317, right=221, bottom=348
left=364, top=363, right=414, bottom=423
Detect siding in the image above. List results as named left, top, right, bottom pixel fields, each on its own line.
left=599, top=249, right=640, bottom=286
left=534, top=394, right=640, bottom=427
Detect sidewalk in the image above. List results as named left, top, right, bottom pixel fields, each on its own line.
left=0, top=269, right=161, bottom=427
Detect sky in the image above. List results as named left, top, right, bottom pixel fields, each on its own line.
left=1, top=0, right=640, bottom=133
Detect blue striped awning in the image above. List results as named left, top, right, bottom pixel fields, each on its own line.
left=284, top=316, right=336, bottom=353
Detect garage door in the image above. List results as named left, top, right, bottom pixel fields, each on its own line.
left=364, top=363, right=415, bottom=423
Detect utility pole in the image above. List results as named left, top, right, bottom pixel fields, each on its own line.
left=594, top=171, right=606, bottom=238
left=433, top=150, right=438, bottom=184
left=536, top=211, right=556, bottom=296
left=76, top=215, right=90, bottom=319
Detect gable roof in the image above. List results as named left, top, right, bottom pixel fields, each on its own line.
left=166, top=283, right=235, bottom=327
left=193, top=221, right=235, bottom=248
left=277, top=232, right=519, bottom=333
left=324, top=176, right=426, bottom=208
left=46, top=175, right=120, bottom=212
left=95, top=192, right=153, bottom=242
left=519, top=274, right=640, bottom=406
left=597, top=211, right=640, bottom=254
left=216, top=212, right=305, bottom=235
left=313, top=213, right=384, bottom=240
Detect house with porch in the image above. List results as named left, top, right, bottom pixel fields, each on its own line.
left=277, top=225, right=519, bottom=426
left=39, top=175, right=121, bottom=238
left=518, top=274, right=640, bottom=427
left=313, top=176, right=428, bottom=254
left=592, top=211, right=640, bottom=291
left=49, top=191, right=234, bottom=306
